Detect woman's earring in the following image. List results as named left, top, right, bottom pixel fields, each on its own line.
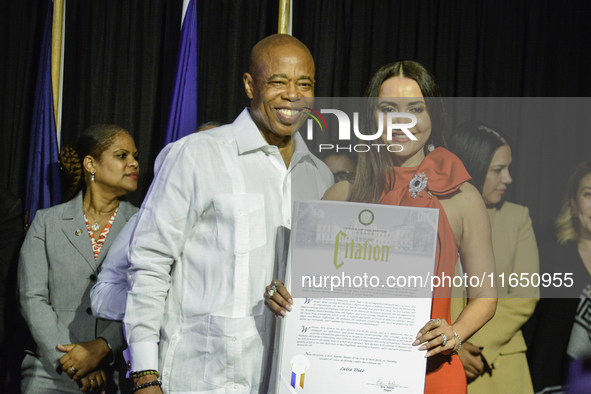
left=427, top=144, right=435, bottom=152
left=91, top=172, right=95, bottom=182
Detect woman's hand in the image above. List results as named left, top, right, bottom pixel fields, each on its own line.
left=412, top=318, right=460, bottom=358
left=458, top=342, right=485, bottom=381
left=57, top=338, right=111, bottom=381
left=264, top=279, right=293, bottom=317
left=78, top=369, right=106, bottom=393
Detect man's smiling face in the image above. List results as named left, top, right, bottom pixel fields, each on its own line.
left=244, top=42, right=315, bottom=144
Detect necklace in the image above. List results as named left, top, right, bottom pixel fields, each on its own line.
left=85, top=206, right=119, bottom=232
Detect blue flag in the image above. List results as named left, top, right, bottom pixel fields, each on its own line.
left=163, top=0, right=198, bottom=146
left=25, top=1, right=62, bottom=226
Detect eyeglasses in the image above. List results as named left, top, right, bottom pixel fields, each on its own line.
left=334, top=171, right=355, bottom=183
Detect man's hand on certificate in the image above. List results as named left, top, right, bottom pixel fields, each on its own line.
left=264, top=279, right=293, bottom=318
left=412, top=318, right=460, bottom=358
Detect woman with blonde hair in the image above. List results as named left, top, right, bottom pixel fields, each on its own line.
left=525, top=160, right=591, bottom=393
left=555, top=161, right=591, bottom=247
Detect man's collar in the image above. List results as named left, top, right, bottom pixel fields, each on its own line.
left=292, top=131, right=311, bottom=156
left=233, top=108, right=318, bottom=167
left=234, top=108, right=270, bottom=155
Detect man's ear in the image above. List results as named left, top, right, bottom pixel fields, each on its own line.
left=243, top=73, right=254, bottom=99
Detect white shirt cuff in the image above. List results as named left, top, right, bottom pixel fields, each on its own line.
left=129, top=341, right=159, bottom=371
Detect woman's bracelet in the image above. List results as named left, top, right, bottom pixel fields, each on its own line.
left=131, top=380, right=162, bottom=393
left=451, top=328, right=462, bottom=355
left=129, top=369, right=160, bottom=379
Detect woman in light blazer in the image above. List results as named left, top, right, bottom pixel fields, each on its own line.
left=18, top=124, right=139, bottom=393
left=448, top=122, right=539, bottom=394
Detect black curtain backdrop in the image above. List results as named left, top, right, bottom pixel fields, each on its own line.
left=61, top=0, right=183, bottom=206
left=2, top=0, right=591, bottom=230
left=0, top=0, right=46, bottom=205
left=197, top=0, right=279, bottom=126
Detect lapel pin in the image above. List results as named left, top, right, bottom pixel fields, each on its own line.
left=75, top=229, right=83, bottom=236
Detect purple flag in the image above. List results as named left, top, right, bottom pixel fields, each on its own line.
left=25, top=1, right=62, bottom=226
left=163, top=0, right=198, bottom=146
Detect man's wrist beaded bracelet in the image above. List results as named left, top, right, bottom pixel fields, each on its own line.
left=129, top=370, right=160, bottom=379
left=131, top=380, right=162, bottom=393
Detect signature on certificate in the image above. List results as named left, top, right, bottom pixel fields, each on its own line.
left=367, top=379, right=406, bottom=391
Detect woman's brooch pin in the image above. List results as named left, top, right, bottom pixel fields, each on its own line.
left=409, top=172, right=428, bottom=198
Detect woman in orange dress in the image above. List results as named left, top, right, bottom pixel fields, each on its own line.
left=321, top=61, right=497, bottom=393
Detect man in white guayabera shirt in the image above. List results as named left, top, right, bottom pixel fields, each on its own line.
left=123, top=34, right=333, bottom=394
left=89, top=122, right=223, bottom=323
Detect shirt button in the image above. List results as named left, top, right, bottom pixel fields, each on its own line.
left=287, top=219, right=291, bottom=225
left=221, top=141, right=227, bottom=145
left=232, top=337, right=236, bottom=342
left=172, top=335, right=178, bottom=340
left=163, top=372, right=169, bottom=377
left=233, top=385, right=238, bottom=390
left=238, top=210, right=243, bottom=215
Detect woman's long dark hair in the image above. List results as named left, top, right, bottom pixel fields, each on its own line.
left=349, top=61, right=448, bottom=203
left=447, top=121, right=511, bottom=194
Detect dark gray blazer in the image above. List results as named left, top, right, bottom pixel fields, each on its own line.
left=18, top=191, right=138, bottom=368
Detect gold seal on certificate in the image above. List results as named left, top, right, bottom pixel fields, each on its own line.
left=358, top=209, right=374, bottom=225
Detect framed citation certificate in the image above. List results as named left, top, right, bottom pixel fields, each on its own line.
left=275, top=200, right=439, bottom=393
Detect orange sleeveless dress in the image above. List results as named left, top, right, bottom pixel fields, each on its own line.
left=380, top=147, right=470, bottom=394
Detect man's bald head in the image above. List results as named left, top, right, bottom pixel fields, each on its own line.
left=249, top=34, right=315, bottom=80
left=243, top=34, right=315, bottom=149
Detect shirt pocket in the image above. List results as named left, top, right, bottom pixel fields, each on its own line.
left=204, top=315, right=268, bottom=388
left=213, top=194, right=266, bottom=254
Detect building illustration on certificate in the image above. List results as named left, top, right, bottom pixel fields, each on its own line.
left=295, top=202, right=436, bottom=255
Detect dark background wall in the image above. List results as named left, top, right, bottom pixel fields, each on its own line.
left=2, top=0, right=591, bottom=234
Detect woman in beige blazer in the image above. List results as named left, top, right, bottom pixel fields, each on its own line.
left=18, top=124, right=139, bottom=393
left=448, top=122, right=539, bottom=394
